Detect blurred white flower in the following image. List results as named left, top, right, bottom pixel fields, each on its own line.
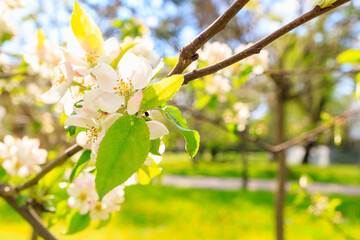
left=223, top=102, right=251, bottom=132
left=235, top=43, right=269, bottom=74
left=67, top=172, right=98, bottom=214
left=205, top=74, right=231, bottom=102
left=199, top=42, right=232, bottom=64
left=0, top=135, right=47, bottom=177
left=68, top=172, right=125, bottom=219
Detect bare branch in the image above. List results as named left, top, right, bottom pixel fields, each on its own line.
left=3, top=144, right=82, bottom=195
left=272, top=107, right=360, bottom=152
left=265, top=67, right=360, bottom=76
left=0, top=182, right=57, bottom=240
left=183, top=0, right=351, bottom=84
left=169, top=0, right=249, bottom=76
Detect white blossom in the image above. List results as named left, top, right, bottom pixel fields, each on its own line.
left=0, top=135, right=47, bottom=178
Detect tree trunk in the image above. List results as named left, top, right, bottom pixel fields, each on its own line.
left=240, top=144, right=248, bottom=190
left=274, top=86, right=287, bottom=240
left=302, top=141, right=315, bottom=164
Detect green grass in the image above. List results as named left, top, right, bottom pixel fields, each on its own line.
left=160, top=152, right=360, bottom=185
left=0, top=185, right=359, bottom=240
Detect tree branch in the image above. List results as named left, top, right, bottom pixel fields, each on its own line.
left=265, top=67, right=360, bottom=76
left=169, top=0, right=249, bottom=76
left=182, top=0, right=351, bottom=84
left=0, top=182, right=57, bottom=240
left=271, top=107, right=360, bottom=152
left=2, top=144, right=82, bottom=195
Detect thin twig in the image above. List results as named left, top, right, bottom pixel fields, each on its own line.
left=169, top=0, right=249, bottom=76
left=182, top=0, right=351, bottom=84
left=265, top=67, right=360, bottom=76
left=0, top=182, right=57, bottom=240
left=2, top=144, right=82, bottom=195
left=271, top=107, right=360, bottom=152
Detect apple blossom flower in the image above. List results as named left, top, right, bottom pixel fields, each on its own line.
left=67, top=172, right=98, bottom=214
left=62, top=37, right=121, bottom=77
left=223, top=102, right=251, bottom=132
left=0, top=135, right=47, bottom=178
left=199, top=42, right=232, bottom=64
left=65, top=102, right=122, bottom=152
left=40, top=62, right=74, bottom=104
left=235, top=43, right=269, bottom=74
left=68, top=172, right=125, bottom=219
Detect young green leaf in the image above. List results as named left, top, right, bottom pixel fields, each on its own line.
left=164, top=106, right=200, bottom=158
left=149, top=138, right=161, bottom=156
left=66, top=211, right=91, bottom=235
left=69, top=150, right=91, bottom=182
left=71, top=1, right=104, bottom=55
left=110, top=42, right=138, bottom=70
left=141, top=75, right=184, bottom=111
left=96, top=115, right=149, bottom=199
left=337, top=49, right=360, bottom=64
left=137, top=158, right=162, bottom=185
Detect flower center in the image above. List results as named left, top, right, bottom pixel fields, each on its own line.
left=83, top=51, right=99, bottom=67
left=86, top=126, right=101, bottom=143
left=78, top=193, right=87, bottom=201
left=113, top=78, right=132, bottom=96
left=95, top=202, right=104, bottom=211
left=52, top=72, right=66, bottom=86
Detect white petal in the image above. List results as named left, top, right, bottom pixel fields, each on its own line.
left=75, top=67, right=92, bottom=77
left=98, top=56, right=112, bottom=64
left=93, top=63, right=118, bottom=93
left=64, top=114, right=98, bottom=129
left=101, top=113, right=123, bottom=131
left=146, top=121, right=169, bottom=140
left=127, top=90, right=143, bottom=115
left=118, top=52, right=152, bottom=90
left=104, top=37, right=121, bottom=60
left=60, top=62, right=74, bottom=82
left=74, top=102, right=101, bottom=119
left=61, top=47, right=87, bottom=67
left=40, top=81, right=68, bottom=104
left=83, top=89, right=103, bottom=112
left=76, top=131, right=92, bottom=150
left=151, top=59, right=164, bottom=79
left=94, top=92, right=124, bottom=113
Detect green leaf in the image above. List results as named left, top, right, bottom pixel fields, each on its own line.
left=71, top=1, right=104, bottom=55
left=337, top=49, right=360, bottom=64
left=96, top=115, right=149, bottom=199
left=164, top=106, right=200, bottom=158
left=137, top=158, right=162, bottom=185
left=66, top=211, right=91, bottom=235
left=66, top=126, right=87, bottom=142
left=0, top=166, right=6, bottom=180
left=110, top=42, right=138, bottom=70
left=141, top=75, right=184, bottom=111
left=149, top=138, right=161, bottom=155
left=195, top=95, right=211, bottom=110
left=318, top=0, right=337, bottom=8
left=69, top=150, right=91, bottom=182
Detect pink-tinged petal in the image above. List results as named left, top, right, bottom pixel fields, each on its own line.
left=76, top=131, right=92, bottom=150
left=74, top=101, right=102, bottom=119
left=94, top=92, right=124, bottom=113
left=79, top=204, right=90, bottom=215
left=75, top=67, right=92, bottom=77
left=127, top=90, right=143, bottom=115
left=104, top=37, right=121, bottom=60
left=146, top=121, right=169, bottom=140
left=93, top=63, right=118, bottom=93
left=61, top=62, right=74, bottom=82
left=40, top=81, right=68, bottom=104
left=61, top=47, right=87, bottom=67
left=118, top=53, right=152, bottom=90
left=102, top=113, right=123, bottom=131
left=83, top=89, right=103, bottom=112
left=64, top=114, right=98, bottom=129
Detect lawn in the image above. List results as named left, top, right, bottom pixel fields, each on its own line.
left=161, top=152, right=360, bottom=185
left=0, top=185, right=359, bottom=240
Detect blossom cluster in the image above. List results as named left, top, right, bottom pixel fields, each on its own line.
left=223, top=102, right=251, bottom=132
left=67, top=172, right=125, bottom=220
left=0, top=135, right=47, bottom=178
